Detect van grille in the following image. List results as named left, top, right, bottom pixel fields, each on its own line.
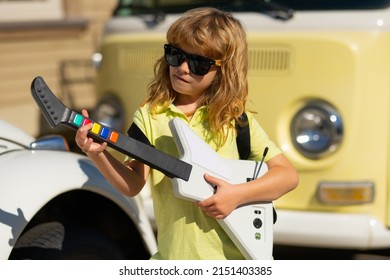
left=118, top=48, right=162, bottom=74
left=118, top=46, right=292, bottom=75
left=248, top=47, right=292, bottom=74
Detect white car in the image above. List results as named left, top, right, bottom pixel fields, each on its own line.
left=0, top=119, right=157, bottom=259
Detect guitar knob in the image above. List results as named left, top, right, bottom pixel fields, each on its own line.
left=253, top=218, right=263, bottom=229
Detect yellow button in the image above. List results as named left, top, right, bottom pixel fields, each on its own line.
left=91, top=123, right=101, bottom=134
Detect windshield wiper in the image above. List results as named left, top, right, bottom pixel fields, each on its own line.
left=256, top=0, right=294, bottom=20
left=207, top=0, right=295, bottom=21
left=113, top=0, right=294, bottom=22
left=113, top=3, right=166, bottom=24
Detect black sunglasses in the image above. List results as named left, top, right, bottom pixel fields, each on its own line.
left=164, top=44, right=221, bottom=76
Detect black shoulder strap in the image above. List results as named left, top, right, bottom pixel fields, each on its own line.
left=236, top=112, right=251, bottom=160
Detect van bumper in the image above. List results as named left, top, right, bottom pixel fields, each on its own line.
left=273, top=210, right=390, bottom=249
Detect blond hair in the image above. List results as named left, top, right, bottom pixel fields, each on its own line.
left=144, top=7, right=248, bottom=146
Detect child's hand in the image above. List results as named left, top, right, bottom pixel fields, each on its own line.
left=75, top=109, right=107, bottom=157
left=196, top=173, right=241, bottom=219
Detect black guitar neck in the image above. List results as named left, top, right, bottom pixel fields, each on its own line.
left=31, top=76, right=191, bottom=181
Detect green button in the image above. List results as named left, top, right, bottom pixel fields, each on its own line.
left=73, top=114, right=83, bottom=126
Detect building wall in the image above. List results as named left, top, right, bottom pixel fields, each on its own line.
left=0, top=0, right=117, bottom=136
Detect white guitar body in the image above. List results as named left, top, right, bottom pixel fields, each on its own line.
left=169, top=118, right=273, bottom=260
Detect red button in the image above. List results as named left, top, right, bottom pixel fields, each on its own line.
left=83, top=119, right=92, bottom=126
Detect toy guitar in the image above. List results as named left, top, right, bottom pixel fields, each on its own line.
left=31, top=76, right=273, bottom=260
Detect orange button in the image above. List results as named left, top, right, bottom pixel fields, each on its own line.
left=109, top=131, right=119, bottom=143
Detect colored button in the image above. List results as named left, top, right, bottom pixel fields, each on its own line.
left=100, top=127, right=110, bottom=139
left=91, top=123, right=101, bottom=134
left=83, top=118, right=92, bottom=126
left=109, top=131, right=119, bottom=143
left=73, top=114, right=83, bottom=126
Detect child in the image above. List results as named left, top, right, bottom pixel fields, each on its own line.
left=75, top=7, right=298, bottom=260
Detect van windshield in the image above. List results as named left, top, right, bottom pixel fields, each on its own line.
left=114, top=0, right=390, bottom=16
left=277, top=0, right=390, bottom=10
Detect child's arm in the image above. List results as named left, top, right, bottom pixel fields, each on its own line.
left=75, top=109, right=149, bottom=197
left=197, top=153, right=299, bottom=219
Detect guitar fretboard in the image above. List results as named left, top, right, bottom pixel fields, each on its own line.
left=31, top=76, right=192, bottom=181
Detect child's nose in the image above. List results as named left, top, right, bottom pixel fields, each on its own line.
left=177, top=59, right=190, bottom=74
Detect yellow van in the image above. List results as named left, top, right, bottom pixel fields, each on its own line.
left=93, top=0, right=390, bottom=251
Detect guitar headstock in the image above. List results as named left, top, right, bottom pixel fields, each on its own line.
left=31, top=76, right=70, bottom=128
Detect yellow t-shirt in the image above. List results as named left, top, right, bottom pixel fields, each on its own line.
left=132, top=103, right=281, bottom=260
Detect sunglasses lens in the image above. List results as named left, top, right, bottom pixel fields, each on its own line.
left=165, top=46, right=183, bottom=67
left=164, top=45, right=214, bottom=76
left=190, top=59, right=212, bottom=75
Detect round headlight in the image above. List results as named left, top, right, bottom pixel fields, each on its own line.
left=92, top=97, right=125, bottom=132
left=291, top=101, right=343, bottom=159
left=91, top=52, right=103, bottom=70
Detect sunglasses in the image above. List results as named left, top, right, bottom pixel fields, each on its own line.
left=164, top=44, right=222, bottom=76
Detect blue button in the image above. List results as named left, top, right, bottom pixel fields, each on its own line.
left=100, top=127, right=110, bottom=139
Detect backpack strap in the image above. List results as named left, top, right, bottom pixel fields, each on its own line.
left=235, top=112, right=251, bottom=160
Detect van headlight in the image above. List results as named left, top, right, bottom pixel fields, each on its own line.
left=291, top=101, right=343, bottom=159
left=91, top=52, right=103, bottom=70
